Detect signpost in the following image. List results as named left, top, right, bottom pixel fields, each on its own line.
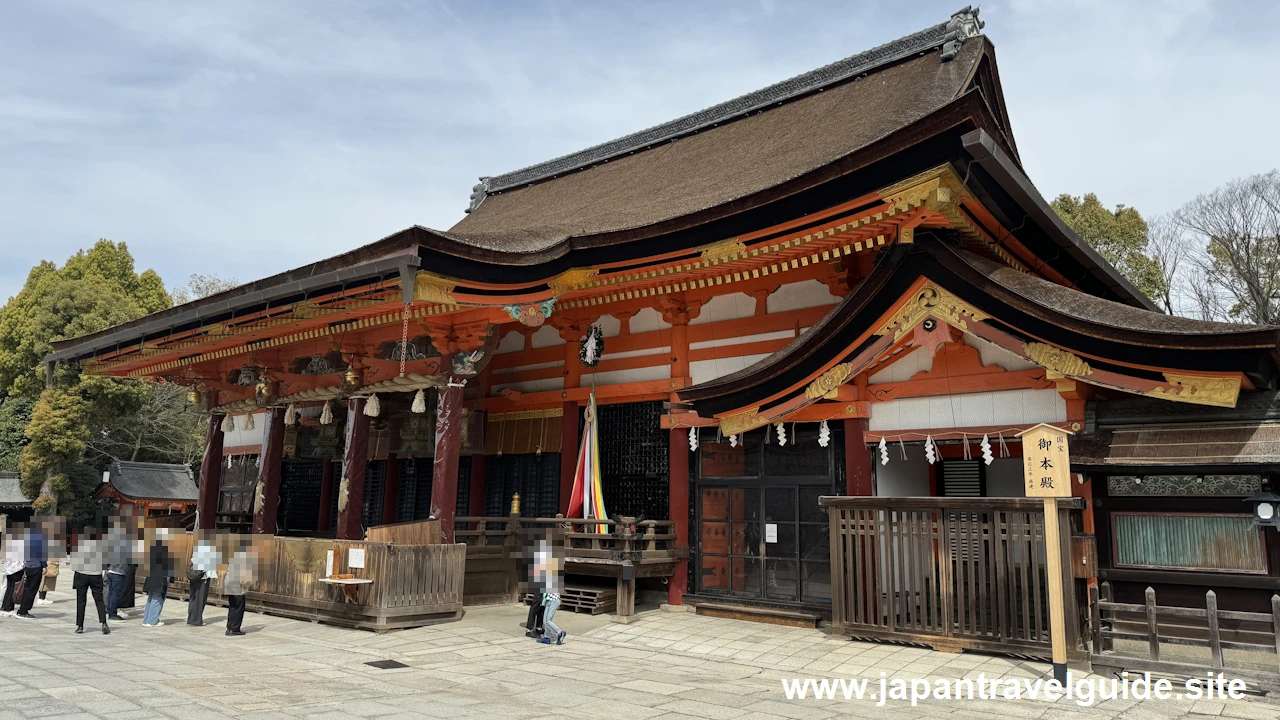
left=1017, top=423, right=1073, bottom=684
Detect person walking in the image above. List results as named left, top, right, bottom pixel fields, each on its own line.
left=67, top=530, right=110, bottom=635
left=104, top=520, right=134, bottom=621
left=1, top=530, right=25, bottom=616
left=186, top=536, right=220, bottom=626
left=16, top=524, right=49, bottom=619
left=222, top=541, right=253, bottom=636
left=536, top=534, right=566, bottom=646
left=141, top=533, right=173, bottom=628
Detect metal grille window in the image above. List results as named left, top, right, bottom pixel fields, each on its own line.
left=362, top=461, right=387, bottom=530
left=939, top=460, right=985, bottom=497
left=598, top=401, right=669, bottom=520
left=1113, top=513, right=1267, bottom=574
left=483, top=453, right=560, bottom=518
left=279, top=458, right=325, bottom=533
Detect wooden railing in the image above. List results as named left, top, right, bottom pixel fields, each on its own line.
left=1091, top=582, right=1280, bottom=689
left=822, top=496, right=1086, bottom=660
left=140, top=532, right=465, bottom=632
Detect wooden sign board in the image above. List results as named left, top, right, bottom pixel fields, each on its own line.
left=1017, top=423, right=1073, bottom=498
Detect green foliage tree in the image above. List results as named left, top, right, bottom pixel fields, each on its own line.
left=0, top=240, right=197, bottom=525
left=1051, top=193, right=1169, bottom=310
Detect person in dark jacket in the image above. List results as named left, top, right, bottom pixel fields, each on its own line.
left=68, top=529, right=110, bottom=635
left=16, top=525, right=49, bottom=619
left=141, top=532, right=173, bottom=627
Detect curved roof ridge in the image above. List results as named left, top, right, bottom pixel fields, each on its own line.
left=480, top=8, right=983, bottom=196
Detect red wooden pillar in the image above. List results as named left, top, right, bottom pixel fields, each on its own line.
left=382, top=454, right=400, bottom=525
left=468, top=454, right=486, bottom=518
left=431, top=383, right=463, bottom=542
left=336, top=397, right=370, bottom=540
left=668, top=428, right=690, bottom=605
left=253, top=408, right=286, bottom=534
left=317, top=460, right=335, bottom=534
left=197, top=407, right=225, bottom=531
left=559, top=401, right=579, bottom=514
left=844, top=418, right=873, bottom=496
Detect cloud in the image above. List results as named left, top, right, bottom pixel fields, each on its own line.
left=2, top=0, right=1278, bottom=303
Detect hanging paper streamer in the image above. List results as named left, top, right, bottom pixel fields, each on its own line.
left=729, top=434, right=738, bottom=448
left=284, top=404, right=297, bottom=426
left=818, top=420, right=830, bottom=448
left=320, top=401, right=334, bottom=425
left=221, top=414, right=235, bottom=433
left=878, top=436, right=888, bottom=466
left=566, top=392, right=608, bottom=533
left=924, top=435, right=937, bottom=464
left=776, top=423, right=787, bottom=447
left=364, top=393, right=381, bottom=417
left=242, top=413, right=255, bottom=431
left=980, top=434, right=993, bottom=465
left=688, top=426, right=699, bottom=452
left=411, top=389, right=427, bottom=414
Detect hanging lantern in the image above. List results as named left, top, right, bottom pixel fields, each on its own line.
left=688, top=426, right=699, bottom=452
left=924, top=435, right=937, bottom=464
left=320, top=401, right=334, bottom=425
left=186, top=389, right=200, bottom=404
left=878, top=437, right=888, bottom=466
left=364, top=393, right=381, bottom=418
left=221, top=414, right=235, bottom=433
left=980, top=434, right=993, bottom=465
left=284, top=404, right=297, bottom=426
left=343, top=366, right=361, bottom=389
left=411, top=389, right=427, bottom=414
left=818, top=420, right=830, bottom=448
left=242, top=413, right=255, bottom=431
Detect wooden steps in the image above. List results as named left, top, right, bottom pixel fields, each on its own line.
left=694, top=601, right=822, bottom=628
left=523, top=583, right=617, bottom=615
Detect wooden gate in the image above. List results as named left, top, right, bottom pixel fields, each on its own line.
left=823, top=496, right=1085, bottom=659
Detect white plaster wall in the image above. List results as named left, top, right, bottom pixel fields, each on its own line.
left=689, top=353, right=771, bottom=386
left=690, top=292, right=755, bottom=326
left=969, top=335, right=1038, bottom=372
left=874, top=443, right=930, bottom=497
left=629, top=307, right=671, bottom=334
left=767, top=279, right=839, bottom=314
left=223, top=411, right=265, bottom=448
left=595, top=315, right=622, bottom=338
left=496, top=330, right=526, bottom=355
left=869, top=347, right=933, bottom=384
left=868, top=389, right=1067, bottom=432
left=491, top=360, right=563, bottom=377
left=600, top=346, right=668, bottom=361
left=529, top=324, right=565, bottom=349
left=986, top=458, right=1025, bottom=497
left=585, top=365, right=670, bottom=386
left=490, top=377, right=564, bottom=395
left=689, top=329, right=794, bottom=351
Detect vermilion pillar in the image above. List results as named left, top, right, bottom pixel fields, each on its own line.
left=197, top=409, right=225, bottom=531
left=336, top=397, right=370, bottom=540
left=431, top=383, right=463, bottom=542
left=844, top=418, right=873, bottom=496
left=317, top=460, right=335, bottom=534
left=382, top=454, right=400, bottom=525
left=560, top=402, right=579, bottom=514
left=253, top=407, right=286, bottom=534
left=668, top=428, right=690, bottom=605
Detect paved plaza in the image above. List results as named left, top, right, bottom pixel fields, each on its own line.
left=1, top=596, right=1277, bottom=720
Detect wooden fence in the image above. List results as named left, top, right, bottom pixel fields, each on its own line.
left=1091, top=582, right=1280, bottom=689
left=822, top=496, right=1086, bottom=660
left=141, top=532, right=465, bottom=632
left=455, top=512, right=686, bottom=617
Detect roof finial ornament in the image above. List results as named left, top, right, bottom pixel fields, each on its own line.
left=465, top=176, right=491, bottom=214
left=941, top=6, right=984, bottom=62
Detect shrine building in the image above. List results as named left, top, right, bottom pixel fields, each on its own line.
left=46, top=7, right=1280, bottom=625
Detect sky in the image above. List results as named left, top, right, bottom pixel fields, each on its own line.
left=2, top=0, right=1278, bottom=303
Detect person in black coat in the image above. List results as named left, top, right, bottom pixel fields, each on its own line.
left=141, top=534, right=173, bottom=627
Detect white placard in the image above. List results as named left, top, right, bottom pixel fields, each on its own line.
left=348, top=548, right=366, bottom=569
left=764, top=523, right=778, bottom=544
left=325, top=550, right=334, bottom=578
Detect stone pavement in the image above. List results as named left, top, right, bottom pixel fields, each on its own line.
left=1, top=594, right=1277, bottom=720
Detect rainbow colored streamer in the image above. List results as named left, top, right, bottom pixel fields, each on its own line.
left=566, top=392, right=608, bottom=533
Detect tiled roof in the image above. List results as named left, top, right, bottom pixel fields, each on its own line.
left=0, top=473, right=30, bottom=507
left=105, top=461, right=199, bottom=502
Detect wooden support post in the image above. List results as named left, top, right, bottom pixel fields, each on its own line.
left=317, top=460, right=335, bottom=535
left=845, top=418, right=873, bottom=496
left=1089, top=584, right=1101, bottom=657
left=382, top=453, right=399, bottom=526
left=1145, top=586, right=1160, bottom=662
left=335, top=397, right=370, bottom=540
left=1043, top=496, right=1068, bottom=683
left=1272, top=594, right=1280, bottom=674
left=253, top=407, right=286, bottom=535
left=431, top=383, right=463, bottom=543
left=668, top=428, right=690, bottom=606
left=1206, top=590, right=1223, bottom=669
left=468, top=454, right=486, bottom=518
left=197, top=407, right=225, bottom=531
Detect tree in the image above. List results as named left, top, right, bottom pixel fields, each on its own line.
left=1174, top=171, right=1280, bottom=324
left=1051, top=193, right=1169, bottom=310
left=170, top=273, right=239, bottom=305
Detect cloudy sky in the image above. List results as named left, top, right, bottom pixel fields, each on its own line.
left=2, top=0, right=1277, bottom=303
